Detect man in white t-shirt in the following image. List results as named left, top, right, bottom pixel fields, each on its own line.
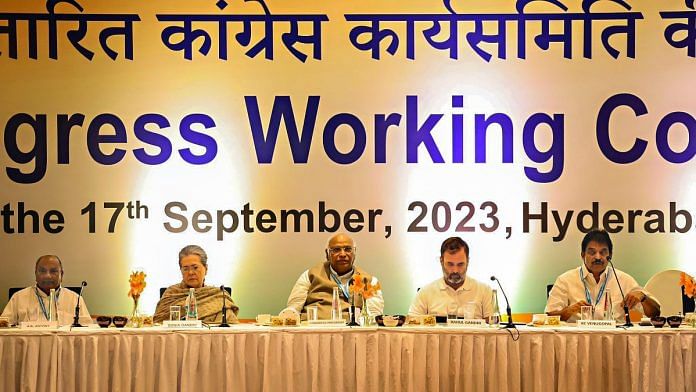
left=1, top=255, right=92, bottom=326
left=408, top=237, right=493, bottom=320
left=545, top=229, right=661, bottom=322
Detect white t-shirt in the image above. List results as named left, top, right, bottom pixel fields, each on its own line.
left=408, top=276, right=494, bottom=318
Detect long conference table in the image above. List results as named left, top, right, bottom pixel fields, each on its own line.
left=1, top=324, right=694, bottom=392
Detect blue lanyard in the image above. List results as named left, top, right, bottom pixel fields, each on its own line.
left=330, top=272, right=351, bottom=302
left=34, top=287, right=60, bottom=321
left=579, top=267, right=611, bottom=307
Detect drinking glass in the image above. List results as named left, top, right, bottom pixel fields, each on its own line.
left=169, top=305, right=181, bottom=321
left=447, top=302, right=458, bottom=320
left=307, top=305, right=319, bottom=321
left=580, top=306, right=593, bottom=321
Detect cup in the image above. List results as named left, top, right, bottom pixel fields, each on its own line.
left=580, top=306, right=593, bottom=321
left=142, top=314, right=153, bottom=327
left=532, top=314, right=547, bottom=326
left=256, top=314, right=271, bottom=325
left=447, top=302, right=458, bottom=320
left=459, top=302, right=477, bottom=319
left=684, top=312, right=696, bottom=327
left=169, top=305, right=181, bottom=321
left=667, top=315, right=682, bottom=328
left=96, top=316, right=112, bottom=328
left=112, top=316, right=128, bottom=328
left=307, top=306, right=319, bottom=321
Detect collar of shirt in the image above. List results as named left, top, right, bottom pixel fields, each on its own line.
left=34, top=285, right=62, bottom=298
left=438, top=277, right=472, bottom=292
left=329, top=266, right=354, bottom=284
left=581, top=264, right=609, bottom=286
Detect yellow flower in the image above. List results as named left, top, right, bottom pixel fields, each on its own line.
left=349, top=273, right=381, bottom=300
left=681, top=272, right=695, bottom=299
left=128, top=271, right=147, bottom=298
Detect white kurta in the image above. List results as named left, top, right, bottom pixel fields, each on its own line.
left=408, top=276, right=494, bottom=318
left=545, top=264, right=658, bottom=322
left=1, top=285, right=92, bottom=326
left=285, top=267, right=385, bottom=315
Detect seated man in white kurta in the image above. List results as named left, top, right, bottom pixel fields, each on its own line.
left=545, top=229, right=661, bottom=322
left=409, top=237, right=493, bottom=321
left=284, top=233, right=384, bottom=319
left=1, top=255, right=92, bottom=326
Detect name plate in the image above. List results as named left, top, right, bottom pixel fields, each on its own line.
left=447, top=319, right=488, bottom=328
left=163, top=320, right=203, bottom=329
left=577, top=320, right=616, bottom=329
left=20, top=321, right=59, bottom=329
left=307, top=319, right=346, bottom=326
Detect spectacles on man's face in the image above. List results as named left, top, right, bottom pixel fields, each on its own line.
left=181, top=264, right=203, bottom=273
left=328, top=246, right=355, bottom=255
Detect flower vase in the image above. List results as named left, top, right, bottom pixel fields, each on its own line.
left=128, top=297, right=143, bottom=328
left=359, top=300, right=369, bottom=326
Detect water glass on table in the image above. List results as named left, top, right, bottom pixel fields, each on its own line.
left=170, top=305, right=181, bottom=321
left=447, top=302, right=458, bottom=320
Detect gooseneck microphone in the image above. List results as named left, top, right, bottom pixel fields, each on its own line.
left=607, top=257, right=633, bottom=327
left=490, top=276, right=515, bottom=328
left=219, top=285, right=230, bottom=327
left=71, top=281, right=87, bottom=327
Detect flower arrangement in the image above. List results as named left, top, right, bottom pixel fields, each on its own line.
left=349, top=272, right=381, bottom=301
left=128, top=270, right=147, bottom=300
left=680, top=272, right=695, bottom=298
left=128, top=270, right=147, bottom=327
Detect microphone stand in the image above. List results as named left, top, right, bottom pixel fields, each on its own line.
left=347, top=279, right=359, bottom=326
left=71, top=281, right=87, bottom=327
left=219, top=285, right=230, bottom=327
left=607, top=258, right=633, bottom=327
left=490, top=276, right=515, bottom=328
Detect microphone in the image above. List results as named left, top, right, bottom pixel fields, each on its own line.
left=71, top=281, right=87, bottom=327
left=219, top=285, right=230, bottom=327
left=607, top=257, right=632, bottom=327
left=490, top=276, right=515, bottom=328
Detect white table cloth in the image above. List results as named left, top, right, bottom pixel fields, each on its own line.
left=0, top=325, right=694, bottom=392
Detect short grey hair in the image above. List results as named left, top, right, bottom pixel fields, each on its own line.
left=178, top=245, right=208, bottom=268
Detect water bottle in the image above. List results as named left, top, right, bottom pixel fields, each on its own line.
left=48, top=288, right=57, bottom=322
left=331, top=287, right=341, bottom=320
left=490, top=289, right=501, bottom=326
left=185, top=288, right=198, bottom=320
left=604, top=289, right=613, bottom=321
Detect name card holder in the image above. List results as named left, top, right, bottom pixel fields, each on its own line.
left=20, top=321, right=59, bottom=329
left=163, top=320, right=203, bottom=329
left=447, top=319, right=488, bottom=328
left=577, top=320, right=616, bottom=329
left=307, top=319, right=347, bottom=326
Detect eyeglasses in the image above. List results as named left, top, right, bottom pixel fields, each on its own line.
left=328, top=246, right=355, bottom=255
left=180, top=264, right=203, bottom=273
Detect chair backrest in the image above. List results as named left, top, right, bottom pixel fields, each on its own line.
left=546, top=284, right=554, bottom=298
left=8, top=286, right=82, bottom=299
left=644, top=269, right=689, bottom=316
left=159, top=286, right=231, bottom=298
